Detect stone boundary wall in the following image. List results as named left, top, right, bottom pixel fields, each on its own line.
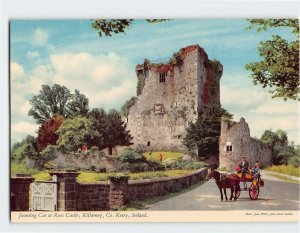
left=74, top=168, right=207, bottom=210
left=11, top=168, right=207, bottom=211
left=128, top=168, right=207, bottom=200
left=75, top=182, right=110, bottom=211
left=11, top=175, right=35, bottom=211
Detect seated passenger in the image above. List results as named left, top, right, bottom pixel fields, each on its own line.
left=235, top=163, right=241, bottom=172
left=252, top=162, right=260, bottom=178
left=251, top=162, right=260, bottom=186
left=235, top=163, right=242, bottom=178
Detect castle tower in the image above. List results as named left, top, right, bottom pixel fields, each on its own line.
left=126, top=45, right=223, bottom=151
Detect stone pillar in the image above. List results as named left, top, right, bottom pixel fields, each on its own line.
left=49, top=171, right=79, bottom=211
left=10, top=174, right=35, bottom=211
left=108, top=175, right=129, bottom=210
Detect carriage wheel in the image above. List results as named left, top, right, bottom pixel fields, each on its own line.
left=249, top=183, right=259, bottom=200
left=234, top=185, right=241, bottom=200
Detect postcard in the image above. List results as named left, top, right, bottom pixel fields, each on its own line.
left=9, top=19, right=300, bottom=222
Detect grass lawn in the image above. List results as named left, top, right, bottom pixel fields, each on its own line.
left=266, top=165, right=300, bottom=177
left=144, top=151, right=183, bottom=162
left=11, top=162, right=40, bottom=174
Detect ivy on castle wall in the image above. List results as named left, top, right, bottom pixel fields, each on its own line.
left=121, top=96, right=137, bottom=118
left=136, top=73, right=145, bottom=96
left=209, top=59, right=222, bottom=97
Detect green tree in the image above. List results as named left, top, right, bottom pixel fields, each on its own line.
left=278, top=145, right=295, bottom=165
left=29, top=84, right=71, bottom=124
left=67, top=89, right=89, bottom=117
left=246, top=19, right=299, bottom=101
left=103, top=109, right=133, bottom=155
left=88, top=108, right=107, bottom=148
left=28, top=84, right=90, bottom=124
left=288, top=145, right=300, bottom=167
left=91, top=19, right=169, bottom=37
left=183, top=106, right=233, bottom=157
left=56, top=116, right=100, bottom=152
left=261, top=129, right=289, bottom=165
left=11, top=135, right=38, bottom=162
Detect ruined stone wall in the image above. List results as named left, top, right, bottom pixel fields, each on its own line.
left=219, top=118, right=272, bottom=170
left=127, top=45, right=222, bottom=151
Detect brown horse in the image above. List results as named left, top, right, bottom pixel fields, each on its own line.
left=206, top=168, right=240, bottom=201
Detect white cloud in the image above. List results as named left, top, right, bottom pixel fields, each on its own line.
left=50, top=52, right=136, bottom=108
left=12, top=121, right=38, bottom=134
left=252, top=99, right=299, bottom=115
left=10, top=63, right=54, bottom=119
left=32, top=28, right=48, bottom=46
left=10, top=62, right=24, bottom=81
left=11, top=121, right=39, bottom=144
left=221, top=83, right=300, bottom=143
left=27, top=51, right=40, bottom=59
left=221, top=85, right=266, bottom=107
left=245, top=114, right=300, bottom=143
left=20, top=101, right=31, bottom=115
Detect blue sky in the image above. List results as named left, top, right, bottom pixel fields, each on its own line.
left=10, top=19, right=299, bottom=144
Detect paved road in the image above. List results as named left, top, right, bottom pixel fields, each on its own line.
left=148, top=176, right=300, bottom=210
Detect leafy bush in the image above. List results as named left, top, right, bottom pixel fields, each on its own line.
left=38, top=145, right=58, bottom=168
left=120, top=148, right=147, bottom=163
left=135, top=144, right=147, bottom=154
left=120, top=148, right=164, bottom=173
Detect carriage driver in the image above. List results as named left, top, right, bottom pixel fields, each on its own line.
left=239, top=156, right=250, bottom=178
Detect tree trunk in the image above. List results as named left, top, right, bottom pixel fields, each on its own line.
left=108, top=146, right=113, bottom=155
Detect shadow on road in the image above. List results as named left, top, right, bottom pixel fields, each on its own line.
left=235, top=197, right=275, bottom=202
left=120, top=180, right=207, bottom=210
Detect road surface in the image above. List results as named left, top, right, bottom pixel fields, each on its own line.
left=148, top=174, right=300, bottom=210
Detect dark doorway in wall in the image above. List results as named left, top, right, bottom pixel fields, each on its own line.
left=147, top=141, right=151, bottom=146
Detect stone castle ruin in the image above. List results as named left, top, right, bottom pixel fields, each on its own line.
left=126, top=45, right=223, bottom=151
left=219, top=118, right=272, bottom=170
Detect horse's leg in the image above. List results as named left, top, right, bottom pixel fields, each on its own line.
left=218, top=186, right=223, bottom=201
left=230, top=187, right=233, bottom=201
left=224, top=188, right=228, bottom=201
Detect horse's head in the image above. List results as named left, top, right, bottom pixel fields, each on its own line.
left=206, top=168, right=213, bottom=181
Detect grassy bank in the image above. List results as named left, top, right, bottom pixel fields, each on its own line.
left=266, top=165, right=300, bottom=177
left=144, top=151, right=183, bottom=162
left=11, top=162, right=40, bottom=174
left=76, top=169, right=196, bottom=183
